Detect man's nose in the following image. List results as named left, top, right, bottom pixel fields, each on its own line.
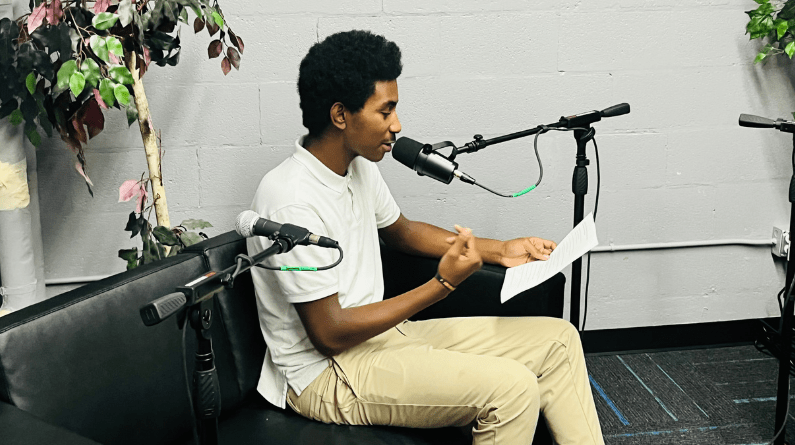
left=390, top=113, right=402, bottom=135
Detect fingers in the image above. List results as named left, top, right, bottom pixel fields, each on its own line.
left=445, top=224, right=469, bottom=244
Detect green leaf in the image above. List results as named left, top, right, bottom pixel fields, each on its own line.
left=26, top=72, right=36, bottom=95
left=118, top=248, right=139, bottom=270
left=776, top=19, right=789, bottom=39
left=754, top=43, right=773, bottom=63
left=126, top=105, right=138, bottom=126
left=25, top=126, right=41, bottom=147
left=787, top=41, right=795, bottom=58
left=106, top=36, right=123, bottom=57
left=114, top=83, right=130, bottom=106
left=117, top=0, right=134, bottom=27
left=180, top=219, right=213, bottom=230
left=69, top=72, right=86, bottom=97
left=781, top=1, right=795, bottom=20
left=38, top=110, right=53, bottom=137
left=211, top=10, right=223, bottom=28
left=92, top=12, right=119, bottom=31
left=9, top=109, right=23, bottom=126
left=90, top=35, right=109, bottom=63
left=758, top=2, right=776, bottom=16
left=179, top=232, right=203, bottom=247
left=99, top=78, right=116, bottom=107
left=109, top=65, right=134, bottom=85
left=81, top=58, right=101, bottom=87
left=153, top=225, right=180, bottom=246
left=56, top=59, right=77, bottom=91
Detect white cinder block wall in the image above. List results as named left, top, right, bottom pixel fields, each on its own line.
left=29, top=0, right=795, bottom=330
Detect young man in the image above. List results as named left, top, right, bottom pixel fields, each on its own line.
left=247, top=30, right=605, bottom=444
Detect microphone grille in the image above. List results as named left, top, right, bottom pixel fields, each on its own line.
left=392, top=137, right=424, bottom=168
left=235, top=210, right=260, bottom=238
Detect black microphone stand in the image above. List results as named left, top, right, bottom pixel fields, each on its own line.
left=139, top=239, right=290, bottom=445
left=739, top=113, right=795, bottom=445
left=457, top=104, right=628, bottom=329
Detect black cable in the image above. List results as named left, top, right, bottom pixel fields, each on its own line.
left=470, top=126, right=589, bottom=198
left=255, top=245, right=344, bottom=271
left=581, top=138, right=600, bottom=331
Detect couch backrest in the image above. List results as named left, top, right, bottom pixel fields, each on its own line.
left=0, top=253, right=208, bottom=445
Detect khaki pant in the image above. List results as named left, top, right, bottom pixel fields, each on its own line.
left=286, top=316, right=604, bottom=445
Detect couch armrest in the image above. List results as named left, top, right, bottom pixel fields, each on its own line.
left=0, top=402, right=101, bottom=445
left=380, top=242, right=565, bottom=320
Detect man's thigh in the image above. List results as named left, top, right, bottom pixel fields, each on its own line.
left=289, top=326, right=538, bottom=429
left=398, top=316, right=578, bottom=376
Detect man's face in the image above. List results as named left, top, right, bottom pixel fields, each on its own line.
left=343, top=80, right=402, bottom=163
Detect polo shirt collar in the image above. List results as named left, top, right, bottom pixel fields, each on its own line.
left=293, top=136, right=351, bottom=193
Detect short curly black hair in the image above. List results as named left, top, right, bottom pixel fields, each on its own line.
left=298, top=30, right=403, bottom=136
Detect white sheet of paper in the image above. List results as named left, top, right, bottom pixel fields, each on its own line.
left=500, top=213, right=598, bottom=303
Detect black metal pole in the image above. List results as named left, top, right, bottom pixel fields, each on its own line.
left=773, top=134, right=795, bottom=445
left=569, top=126, right=593, bottom=330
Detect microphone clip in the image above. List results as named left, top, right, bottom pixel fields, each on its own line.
left=422, top=140, right=459, bottom=162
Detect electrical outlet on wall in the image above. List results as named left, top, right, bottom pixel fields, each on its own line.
left=773, top=226, right=790, bottom=258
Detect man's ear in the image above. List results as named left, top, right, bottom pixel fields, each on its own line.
left=330, top=102, right=346, bottom=130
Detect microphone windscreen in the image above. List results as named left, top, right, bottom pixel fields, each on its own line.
left=235, top=210, right=260, bottom=238
left=392, top=137, right=424, bottom=168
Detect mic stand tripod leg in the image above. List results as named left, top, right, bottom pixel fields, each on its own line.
left=190, top=298, right=221, bottom=445
left=570, top=126, right=594, bottom=330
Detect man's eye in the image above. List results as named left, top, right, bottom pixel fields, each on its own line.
left=382, top=112, right=391, bottom=118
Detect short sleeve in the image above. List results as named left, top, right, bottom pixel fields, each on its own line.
left=372, top=165, right=401, bottom=229
left=251, top=205, right=339, bottom=304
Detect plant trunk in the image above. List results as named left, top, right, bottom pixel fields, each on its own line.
left=126, top=53, right=170, bottom=230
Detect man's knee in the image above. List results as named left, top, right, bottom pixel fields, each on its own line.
left=491, top=359, right=540, bottom=406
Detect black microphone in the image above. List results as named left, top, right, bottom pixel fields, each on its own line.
left=739, top=113, right=795, bottom=133
left=392, top=137, right=475, bottom=185
left=235, top=210, right=339, bottom=250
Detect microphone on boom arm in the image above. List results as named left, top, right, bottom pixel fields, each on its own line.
left=392, top=103, right=631, bottom=188
left=235, top=210, right=339, bottom=252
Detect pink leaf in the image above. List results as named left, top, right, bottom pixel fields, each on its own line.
left=27, top=3, right=46, bottom=34
left=143, top=46, right=151, bottom=67
left=45, top=0, right=64, bottom=26
left=221, top=56, right=231, bottom=75
left=76, top=162, right=94, bottom=187
left=135, top=185, right=148, bottom=213
left=109, top=52, right=120, bottom=65
left=93, top=89, right=108, bottom=109
left=119, top=179, right=140, bottom=202
left=94, top=0, right=110, bottom=13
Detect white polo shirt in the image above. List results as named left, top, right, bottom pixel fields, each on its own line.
left=247, top=137, right=401, bottom=409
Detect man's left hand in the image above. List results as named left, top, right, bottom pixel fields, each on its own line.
left=499, top=237, right=557, bottom=268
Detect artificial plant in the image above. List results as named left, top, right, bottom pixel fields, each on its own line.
left=0, top=0, right=243, bottom=269
left=746, top=0, right=795, bottom=65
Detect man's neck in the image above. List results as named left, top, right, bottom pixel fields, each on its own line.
left=303, top=133, right=353, bottom=177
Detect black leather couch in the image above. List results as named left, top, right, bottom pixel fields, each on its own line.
left=0, top=231, right=565, bottom=445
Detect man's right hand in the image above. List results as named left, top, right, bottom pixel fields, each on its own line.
left=438, top=224, right=483, bottom=287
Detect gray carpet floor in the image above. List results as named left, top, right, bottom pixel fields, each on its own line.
left=586, top=345, right=788, bottom=445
